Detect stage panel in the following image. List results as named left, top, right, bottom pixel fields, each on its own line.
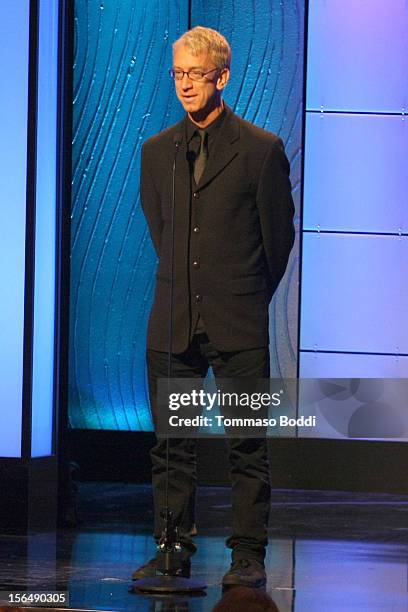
left=300, top=352, right=408, bottom=378
left=306, top=0, right=408, bottom=112
left=303, top=113, right=408, bottom=234
left=0, top=0, right=30, bottom=457
left=300, top=233, right=408, bottom=354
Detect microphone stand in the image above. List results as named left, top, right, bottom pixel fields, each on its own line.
left=132, top=133, right=206, bottom=595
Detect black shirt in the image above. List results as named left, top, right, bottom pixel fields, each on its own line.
left=185, top=105, right=227, bottom=335
left=186, top=104, right=227, bottom=169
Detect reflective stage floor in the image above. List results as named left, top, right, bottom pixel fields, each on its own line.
left=0, top=484, right=407, bottom=611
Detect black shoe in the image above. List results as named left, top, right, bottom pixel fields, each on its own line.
left=222, top=558, right=266, bottom=587
left=131, top=556, right=191, bottom=580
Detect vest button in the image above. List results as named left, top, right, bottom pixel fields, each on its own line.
left=192, top=261, right=200, bottom=269
left=195, top=294, right=202, bottom=303
left=193, top=191, right=200, bottom=199
left=193, top=226, right=200, bottom=233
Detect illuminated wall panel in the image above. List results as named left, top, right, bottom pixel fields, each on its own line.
left=70, top=0, right=304, bottom=429
left=307, top=0, right=408, bottom=112
left=31, top=0, right=59, bottom=457
left=0, top=0, right=60, bottom=459
left=300, top=352, right=408, bottom=378
left=0, top=0, right=30, bottom=458
left=301, top=0, right=408, bottom=403
left=301, top=233, right=408, bottom=354
left=304, top=113, right=408, bottom=233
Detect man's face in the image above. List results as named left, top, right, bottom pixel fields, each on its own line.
left=172, top=45, right=228, bottom=115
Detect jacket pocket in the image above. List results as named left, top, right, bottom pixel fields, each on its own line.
left=229, top=274, right=266, bottom=295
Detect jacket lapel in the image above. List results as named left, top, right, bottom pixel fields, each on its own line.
left=195, top=106, right=240, bottom=191
left=171, top=119, right=193, bottom=227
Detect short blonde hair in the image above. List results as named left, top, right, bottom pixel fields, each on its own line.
left=173, top=26, right=231, bottom=70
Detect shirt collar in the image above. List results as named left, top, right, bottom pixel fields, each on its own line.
left=186, top=104, right=227, bottom=143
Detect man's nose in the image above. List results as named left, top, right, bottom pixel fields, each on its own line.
left=180, top=73, right=193, bottom=89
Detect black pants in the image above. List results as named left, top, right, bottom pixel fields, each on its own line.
left=147, top=333, right=271, bottom=563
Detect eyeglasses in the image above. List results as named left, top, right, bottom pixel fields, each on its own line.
left=169, top=67, right=219, bottom=82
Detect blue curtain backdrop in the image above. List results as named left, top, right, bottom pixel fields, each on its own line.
left=70, top=0, right=304, bottom=430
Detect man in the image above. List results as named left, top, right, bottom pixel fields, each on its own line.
left=134, top=26, right=295, bottom=587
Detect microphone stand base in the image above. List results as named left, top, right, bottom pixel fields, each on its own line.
left=130, top=575, right=206, bottom=594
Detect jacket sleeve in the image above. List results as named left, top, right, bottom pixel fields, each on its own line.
left=140, top=143, right=162, bottom=257
left=256, top=137, right=295, bottom=299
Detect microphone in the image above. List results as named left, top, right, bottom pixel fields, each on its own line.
left=173, top=132, right=182, bottom=150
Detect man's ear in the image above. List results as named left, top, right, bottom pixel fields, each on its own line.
left=216, top=68, right=230, bottom=92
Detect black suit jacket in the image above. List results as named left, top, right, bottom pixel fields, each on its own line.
left=140, top=105, right=295, bottom=353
